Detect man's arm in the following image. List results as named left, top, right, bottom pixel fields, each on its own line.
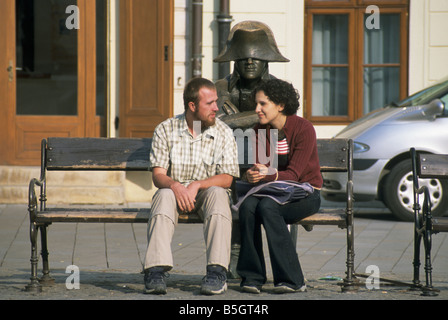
left=152, top=167, right=233, bottom=213
left=189, top=173, right=233, bottom=190
left=152, top=167, right=196, bottom=213
left=184, top=174, right=233, bottom=212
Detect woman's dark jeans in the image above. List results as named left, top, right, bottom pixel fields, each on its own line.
left=236, top=189, right=321, bottom=289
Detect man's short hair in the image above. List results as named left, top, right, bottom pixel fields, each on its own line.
left=183, top=78, right=216, bottom=111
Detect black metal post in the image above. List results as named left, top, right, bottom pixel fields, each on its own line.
left=192, top=0, right=203, bottom=78
left=217, top=0, right=232, bottom=78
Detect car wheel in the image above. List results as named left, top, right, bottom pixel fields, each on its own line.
left=382, top=159, right=448, bottom=221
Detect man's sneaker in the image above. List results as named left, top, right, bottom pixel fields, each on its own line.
left=273, top=283, right=307, bottom=294
left=201, top=265, right=227, bottom=295
left=144, top=267, right=168, bottom=294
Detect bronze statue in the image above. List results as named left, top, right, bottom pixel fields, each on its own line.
left=214, top=21, right=289, bottom=129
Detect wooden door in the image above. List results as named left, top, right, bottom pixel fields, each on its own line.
left=0, top=0, right=104, bottom=166
left=0, top=0, right=15, bottom=164
left=119, top=0, right=173, bottom=138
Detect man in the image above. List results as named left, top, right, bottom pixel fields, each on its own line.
left=144, top=77, right=240, bottom=295
left=214, top=21, right=290, bottom=129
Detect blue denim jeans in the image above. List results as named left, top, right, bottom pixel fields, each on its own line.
left=236, top=189, right=321, bottom=288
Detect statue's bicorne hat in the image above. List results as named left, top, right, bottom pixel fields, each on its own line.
left=214, top=21, right=289, bottom=63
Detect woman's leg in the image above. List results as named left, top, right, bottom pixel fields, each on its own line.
left=236, top=196, right=267, bottom=287
left=279, top=190, right=321, bottom=224
left=258, top=190, right=321, bottom=288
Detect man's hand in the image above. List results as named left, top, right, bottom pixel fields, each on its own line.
left=186, top=181, right=201, bottom=199
left=152, top=167, right=195, bottom=213
left=170, top=181, right=196, bottom=213
left=152, top=166, right=232, bottom=213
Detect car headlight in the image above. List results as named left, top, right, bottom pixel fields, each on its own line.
left=354, top=141, right=370, bottom=153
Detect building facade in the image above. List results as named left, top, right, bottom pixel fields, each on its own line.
left=1, top=0, right=447, bottom=203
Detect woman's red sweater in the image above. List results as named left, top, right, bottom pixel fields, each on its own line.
left=254, top=115, right=323, bottom=189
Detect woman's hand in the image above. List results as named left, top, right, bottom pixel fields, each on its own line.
left=246, top=163, right=268, bottom=184
left=245, top=164, right=278, bottom=184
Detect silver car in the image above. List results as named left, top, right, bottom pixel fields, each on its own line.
left=322, top=78, right=448, bottom=221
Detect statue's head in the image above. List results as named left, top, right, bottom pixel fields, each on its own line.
left=214, top=21, right=289, bottom=64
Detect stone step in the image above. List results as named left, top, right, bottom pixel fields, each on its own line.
left=0, top=166, right=126, bottom=204
left=0, top=166, right=156, bottom=204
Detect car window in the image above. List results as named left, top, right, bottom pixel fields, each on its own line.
left=398, top=80, right=448, bottom=107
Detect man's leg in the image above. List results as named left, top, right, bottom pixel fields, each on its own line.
left=196, top=186, right=232, bottom=268
left=144, top=189, right=178, bottom=294
left=196, top=186, right=232, bottom=294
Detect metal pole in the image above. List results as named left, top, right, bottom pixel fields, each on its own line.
left=192, top=0, right=203, bottom=78
left=217, top=0, right=232, bottom=78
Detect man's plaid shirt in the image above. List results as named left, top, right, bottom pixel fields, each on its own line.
left=149, top=113, right=240, bottom=189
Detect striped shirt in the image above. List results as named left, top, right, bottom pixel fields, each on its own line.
left=276, top=137, right=289, bottom=170
left=149, top=113, right=240, bottom=189
left=253, top=115, right=323, bottom=188
left=276, top=138, right=290, bottom=155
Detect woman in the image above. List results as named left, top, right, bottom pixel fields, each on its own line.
left=236, top=79, right=323, bottom=294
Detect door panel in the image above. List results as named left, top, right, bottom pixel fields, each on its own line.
left=16, top=0, right=78, bottom=116
left=0, top=0, right=16, bottom=164
left=119, top=0, right=173, bottom=138
left=14, top=117, right=80, bottom=161
left=1, top=0, right=172, bottom=164
left=0, top=0, right=103, bottom=166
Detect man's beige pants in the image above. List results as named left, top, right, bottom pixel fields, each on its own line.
left=144, top=186, right=232, bottom=271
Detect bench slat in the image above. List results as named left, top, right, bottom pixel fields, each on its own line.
left=36, top=208, right=347, bottom=228
left=432, top=217, right=448, bottom=233
left=418, top=153, right=448, bottom=178
left=317, top=139, right=350, bottom=172
left=36, top=208, right=202, bottom=224
left=300, top=210, right=347, bottom=227
left=46, top=138, right=152, bottom=171
left=45, top=138, right=350, bottom=172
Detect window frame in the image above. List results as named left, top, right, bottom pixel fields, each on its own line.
left=304, top=0, right=409, bottom=125
left=305, top=0, right=409, bottom=7
left=305, top=8, right=356, bottom=123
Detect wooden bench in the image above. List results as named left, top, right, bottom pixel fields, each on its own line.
left=25, top=137, right=356, bottom=293
left=411, top=148, right=448, bottom=296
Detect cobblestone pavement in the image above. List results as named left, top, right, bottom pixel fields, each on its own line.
left=1, top=203, right=447, bottom=306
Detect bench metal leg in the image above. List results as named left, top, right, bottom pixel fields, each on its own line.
left=421, top=219, right=438, bottom=296
left=341, top=215, right=358, bottom=292
left=411, top=230, right=423, bottom=290
left=412, top=196, right=439, bottom=296
left=39, top=225, right=55, bottom=286
left=25, top=221, right=42, bottom=293
left=341, top=183, right=358, bottom=293
left=291, top=222, right=359, bottom=293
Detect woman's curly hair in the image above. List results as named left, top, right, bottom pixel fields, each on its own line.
left=252, top=79, right=300, bottom=116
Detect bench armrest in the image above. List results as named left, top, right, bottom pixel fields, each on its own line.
left=28, top=139, right=48, bottom=218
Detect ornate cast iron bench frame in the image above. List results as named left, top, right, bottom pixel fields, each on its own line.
left=25, top=137, right=356, bottom=293
left=411, top=148, right=448, bottom=296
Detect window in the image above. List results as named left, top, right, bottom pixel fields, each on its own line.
left=304, top=0, right=409, bottom=124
